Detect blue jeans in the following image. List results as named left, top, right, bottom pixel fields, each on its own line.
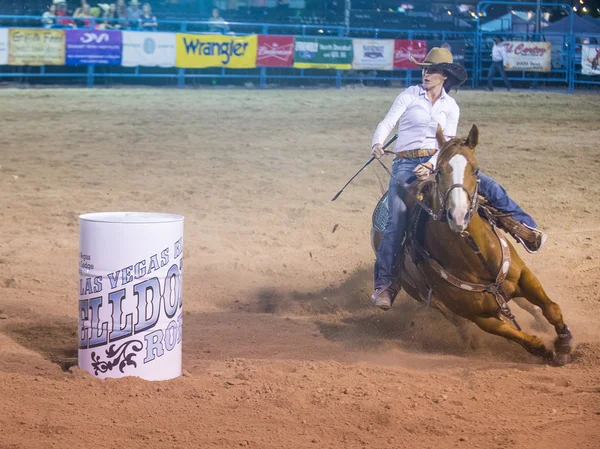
left=374, top=160, right=536, bottom=290
left=487, top=61, right=511, bottom=90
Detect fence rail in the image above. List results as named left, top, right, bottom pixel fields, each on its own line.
left=0, top=14, right=598, bottom=91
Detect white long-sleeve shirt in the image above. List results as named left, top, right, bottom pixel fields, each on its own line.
left=371, top=85, right=460, bottom=168
left=492, top=43, right=509, bottom=63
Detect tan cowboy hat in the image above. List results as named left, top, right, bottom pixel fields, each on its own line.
left=410, top=47, right=468, bottom=86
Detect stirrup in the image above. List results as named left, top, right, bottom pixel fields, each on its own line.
left=371, top=282, right=398, bottom=311
left=514, top=224, right=547, bottom=254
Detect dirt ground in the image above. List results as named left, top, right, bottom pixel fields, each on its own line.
left=0, top=87, right=599, bottom=449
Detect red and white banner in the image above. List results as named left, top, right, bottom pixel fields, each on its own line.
left=393, top=40, right=427, bottom=69
left=503, top=41, right=552, bottom=72
left=257, top=35, right=294, bottom=67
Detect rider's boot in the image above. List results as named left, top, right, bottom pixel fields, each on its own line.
left=495, top=215, right=547, bottom=253
left=371, top=253, right=404, bottom=311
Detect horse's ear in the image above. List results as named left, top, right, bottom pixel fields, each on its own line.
left=436, top=124, right=446, bottom=149
left=465, top=125, right=479, bottom=150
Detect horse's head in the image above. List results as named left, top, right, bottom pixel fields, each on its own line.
left=434, top=124, right=480, bottom=233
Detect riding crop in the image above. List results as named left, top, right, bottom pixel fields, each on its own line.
left=331, top=134, right=398, bottom=202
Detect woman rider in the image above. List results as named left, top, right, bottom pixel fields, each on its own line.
left=370, top=47, right=546, bottom=310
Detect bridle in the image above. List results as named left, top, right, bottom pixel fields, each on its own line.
left=434, top=167, right=481, bottom=225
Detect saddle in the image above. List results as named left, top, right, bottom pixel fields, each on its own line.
left=371, top=180, right=534, bottom=305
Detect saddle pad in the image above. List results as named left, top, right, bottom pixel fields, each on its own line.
left=372, top=191, right=389, bottom=234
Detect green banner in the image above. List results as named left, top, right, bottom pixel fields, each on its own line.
left=293, top=37, right=353, bottom=70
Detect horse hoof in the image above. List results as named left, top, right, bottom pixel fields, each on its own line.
left=552, top=352, right=572, bottom=366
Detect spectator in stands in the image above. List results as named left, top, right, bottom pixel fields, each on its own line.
left=74, top=2, right=94, bottom=28
left=42, top=3, right=57, bottom=28
left=116, top=0, right=128, bottom=27
left=54, top=0, right=77, bottom=28
left=140, top=3, right=158, bottom=31
left=208, top=7, right=229, bottom=33
left=97, top=3, right=119, bottom=29
left=487, top=37, right=511, bottom=91
left=127, top=0, right=143, bottom=24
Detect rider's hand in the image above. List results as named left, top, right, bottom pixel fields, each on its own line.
left=371, top=143, right=385, bottom=159
left=413, top=162, right=433, bottom=180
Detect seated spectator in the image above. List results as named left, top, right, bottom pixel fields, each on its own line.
left=140, top=3, right=158, bottom=31
left=74, top=2, right=94, bottom=28
left=42, top=3, right=57, bottom=28
left=116, top=0, right=128, bottom=28
left=208, top=8, right=229, bottom=33
left=127, top=0, right=143, bottom=28
left=54, top=0, right=77, bottom=28
left=97, top=3, right=119, bottom=29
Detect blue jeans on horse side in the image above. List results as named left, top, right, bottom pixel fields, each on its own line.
left=374, top=158, right=537, bottom=290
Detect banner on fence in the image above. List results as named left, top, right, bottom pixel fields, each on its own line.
left=582, top=45, right=600, bottom=76
left=352, top=39, right=394, bottom=70
left=393, top=40, right=427, bottom=69
left=257, top=35, right=294, bottom=67
left=293, top=37, right=353, bottom=70
left=0, top=29, right=7, bottom=65
left=66, top=30, right=122, bottom=65
left=428, top=40, right=466, bottom=65
left=8, top=29, right=65, bottom=65
left=176, top=34, right=257, bottom=69
left=122, top=32, right=176, bottom=67
left=503, top=41, right=551, bottom=72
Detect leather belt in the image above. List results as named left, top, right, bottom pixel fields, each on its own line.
left=395, top=149, right=437, bottom=159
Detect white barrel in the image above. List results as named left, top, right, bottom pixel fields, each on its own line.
left=78, top=212, right=184, bottom=381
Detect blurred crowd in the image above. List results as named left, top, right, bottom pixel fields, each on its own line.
left=41, top=0, right=158, bottom=30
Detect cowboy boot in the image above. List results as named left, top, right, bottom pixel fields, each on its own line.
left=495, top=215, right=547, bottom=253
left=371, top=283, right=396, bottom=311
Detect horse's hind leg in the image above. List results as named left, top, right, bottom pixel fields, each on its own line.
left=472, top=316, right=553, bottom=361
left=517, top=267, right=573, bottom=365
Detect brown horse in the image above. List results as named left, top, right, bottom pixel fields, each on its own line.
left=373, top=125, right=573, bottom=365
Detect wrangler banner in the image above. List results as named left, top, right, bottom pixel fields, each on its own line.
left=176, top=34, right=257, bottom=69
left=293, top=37, right=352, bottom=70
left=8, top=29, right=65, bottom=65
left=352, top=39, right=394, bottom=70
left=582, top=45, right=600, bottom=75
left=502, top=41, right=551, bottom=72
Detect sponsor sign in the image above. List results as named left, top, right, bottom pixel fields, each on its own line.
left=394, top=40, right=427, bottom=69
left=176, top=34, right=257, bottom=69
left=122, top=31, right=176, bottom=67
left=256, top=35, right=294, bottom=67
left=8, top=29, right=65, bottom=66
left=503, top=41, right=551, bottom=72
left=352, top=39, right=394, bottom=70
left=582, top=45, right=600, bottom=76
left=0, top=28, right=8, bottom=65
left=293, top=37, right=353, bottom=70
left=66, top=30, right=122, bottom=65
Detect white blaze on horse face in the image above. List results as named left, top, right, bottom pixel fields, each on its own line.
left=448, top=154, right=469, bottom=229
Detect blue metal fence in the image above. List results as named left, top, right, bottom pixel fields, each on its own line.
left=0, top=11, right=598, bottom=91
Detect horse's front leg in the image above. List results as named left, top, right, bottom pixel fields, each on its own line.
left=471, top=316, right=554, bottom=361
left=516, top=267, right=573, bottom=365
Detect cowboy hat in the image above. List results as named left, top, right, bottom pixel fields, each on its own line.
left=409, top=47, right=467, bottom=86
left=98, top=3, right=110, bottom=12
left=52, top=0, right=66, bottom=4
left=129, top=0, right=140, bottom=4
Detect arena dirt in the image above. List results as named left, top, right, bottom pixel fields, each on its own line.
left=0, top=87, right=599, bottom=448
